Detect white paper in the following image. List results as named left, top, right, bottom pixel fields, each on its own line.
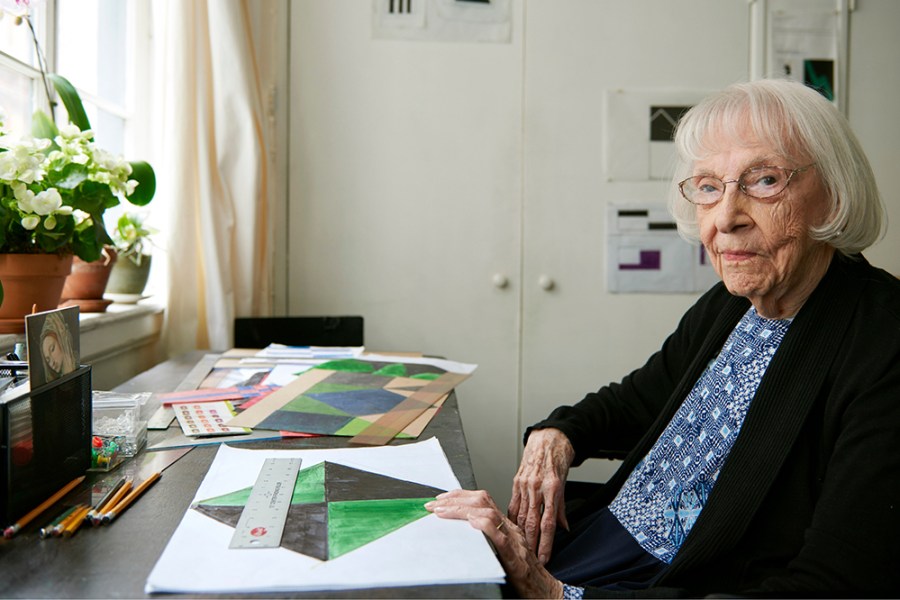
left=606, top=202, right=720, bottom=293
left=145, top=438, right=504, bottom=593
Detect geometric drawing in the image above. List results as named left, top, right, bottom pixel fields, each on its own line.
left=619, top=249, right=662, bottom=271
left=606, top=202, right=720, bottom=294
left=193, top=461, right=445, bottom=561
left=649, top=105, right=691, bottom=142
left=249, top=359, right=450, bottom=437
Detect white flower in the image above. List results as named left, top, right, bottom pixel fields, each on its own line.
left=0, top=135, right=49, bottom=183
left=20, top=215, right=39, bottom=230
left=12, top=182, right=36, bottom=212
left=31, top=188, right=62, bottom=215
left=43, top=213, right=56, bottom=230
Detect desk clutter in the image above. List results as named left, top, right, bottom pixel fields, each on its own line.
left=1, top=329, right=497, bottom=595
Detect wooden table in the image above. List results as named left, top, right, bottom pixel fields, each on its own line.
left=0, top=352, right=502, bottom=598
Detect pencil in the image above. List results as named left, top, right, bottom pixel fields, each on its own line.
left=102, top=472, right=161, bottom=524
left=85, top=477, right=127, bottom=523
left=92, top=479, right=132, bottom=526
left=39, top=505, right=79, bottom=539
left=61, top=505, right=92, bottom=538
left=3, top=475, right=85, bottom=538
left=51, top=503, right=89, bottom=537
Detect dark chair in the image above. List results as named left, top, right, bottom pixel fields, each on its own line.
left=233, top=316, right=364, bottom=348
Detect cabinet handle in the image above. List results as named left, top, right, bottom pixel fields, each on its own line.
left=492, top=274, right=509, bottom=289
left=538, top=275, right=555, bottom=291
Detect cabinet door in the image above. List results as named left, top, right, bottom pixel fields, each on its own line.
left=286, top=1, right=525, bottom=500
left=520, top=0, right=752, bottom=484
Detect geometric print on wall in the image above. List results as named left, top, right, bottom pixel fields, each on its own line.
left=192, top=461, right=445, bottom=560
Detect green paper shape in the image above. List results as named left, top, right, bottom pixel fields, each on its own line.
left=411, top=372, right=441, bottom=381
left=316, top=358, right=375, bottom=373
left=293, top=461, right=326, bottom=504
left=282, top=394, right=351, bottom=416
left=308, top=382, right=369, bottom=394
left=333, top=417, right=379, bottom=436
left=373, top=363, right=407, bottom=377
left=327, top=497, right=434, bottom=559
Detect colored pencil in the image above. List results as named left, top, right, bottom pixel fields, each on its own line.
left=85, top=477, right=127, bottom=523
left=92, top=479, right=132, bottom=526
left=61, top=505, right=92, bottom=538
left=51, top=503, right=90, bottom=537
left=2, top=475, right=85, bottom=538
left=39, top=505, right=79, bottom=539
left=102, top=472, right=161, bottom=524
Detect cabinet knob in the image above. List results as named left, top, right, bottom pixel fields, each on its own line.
left=538, top=275, right=555, bottom=291
left=492, top=274, right=509, bottom=289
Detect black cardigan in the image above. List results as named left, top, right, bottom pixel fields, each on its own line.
left=531, top=254, right=900, bottom=597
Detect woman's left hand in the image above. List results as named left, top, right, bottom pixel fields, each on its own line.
left=425, top=489, right=564, bottom=599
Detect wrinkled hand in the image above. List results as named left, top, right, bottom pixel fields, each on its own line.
left=508, top=428, right=575, bottom=564
left=425, top=489, right=564, bottom=599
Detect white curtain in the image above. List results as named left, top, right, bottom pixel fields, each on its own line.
left=150, top=0, right=273, bottom=354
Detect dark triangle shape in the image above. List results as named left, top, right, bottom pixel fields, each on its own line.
left=324, top=462, right=445, bottom=502
left=194, top=502, right=330, bottom=561
left=280, top=502, right=329, bottom=560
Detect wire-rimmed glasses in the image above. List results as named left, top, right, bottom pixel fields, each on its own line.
left=678, top=164, right=815, bottom=205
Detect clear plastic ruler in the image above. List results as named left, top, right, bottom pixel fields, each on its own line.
left=229, top=457, right=302, bottom=549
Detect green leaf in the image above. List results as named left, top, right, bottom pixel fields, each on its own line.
left=127, top=160, right=156, bottom=206
left=31, top=110, right=59, bottom=141
left=48, top=73, right=92, bottom=134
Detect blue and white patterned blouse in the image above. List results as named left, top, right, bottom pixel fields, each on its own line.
left=608, top=306, right=791, bottom=564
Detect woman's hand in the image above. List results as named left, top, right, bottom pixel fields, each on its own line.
left=508, top=428, right=575, bottom=564
left=425, top=489, right=564, bottom=599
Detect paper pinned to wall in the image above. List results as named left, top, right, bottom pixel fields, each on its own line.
left=606, top=202, right=720, bottom=293
left=767, top=6, right=839, bottom=101
left=145, top=438, right=504, bottom=594
left=604, top=89, right=712, bottom=181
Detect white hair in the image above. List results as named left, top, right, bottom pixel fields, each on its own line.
left=668, top=79, right=885, bottom=255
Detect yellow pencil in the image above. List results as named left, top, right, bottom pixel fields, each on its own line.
left=3, top=475, right=85, bottom=538
left=92, top=479, right=133, bottom=526
left=39, top=505, right=79, bottom=539
left=61, top=505, right=92, bottom=538
left=103, top=472, right=161, bottom=524
left=51, top=503, right=90, bottom=537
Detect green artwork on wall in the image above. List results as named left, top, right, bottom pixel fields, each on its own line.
left=193, top=461, right=445, bottom=561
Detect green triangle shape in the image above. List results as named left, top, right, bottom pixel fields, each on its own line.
left=195, top=461, right=327, bottom=506
left=315, top=358, right=374, bottom=373
left=196, top=486, right=253, bottom=506
left=308, top=382, right=369, bottom=394
left=292, top=461, right=326, bottom=504
left=333, top=417, right=379, bottom=436
left=282, top=394, right=351, bottom=416
left=327, top=497, right=434, bottom=559
left=373, top=363, right=407, bottom=377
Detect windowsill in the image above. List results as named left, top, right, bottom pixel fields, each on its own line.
left=0, top=300, right=165, bottom=389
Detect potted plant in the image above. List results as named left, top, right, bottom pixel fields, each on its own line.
left=106, top=212, right=157, bottom=300
left=0, top=8, right=155, bottom=330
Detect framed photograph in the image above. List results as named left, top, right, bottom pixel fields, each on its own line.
left=25, top=305, right=80, bottom=389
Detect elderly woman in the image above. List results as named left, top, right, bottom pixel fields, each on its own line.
left=426, top=79, right=899, bottom=597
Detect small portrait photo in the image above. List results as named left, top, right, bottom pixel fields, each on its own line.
left=25, top=306, right=80, bottom=388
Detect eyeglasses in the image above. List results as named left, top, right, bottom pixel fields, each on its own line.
left=678, top=164, right=815, bottom=205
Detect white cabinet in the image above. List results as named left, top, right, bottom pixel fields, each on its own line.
left=286, top=0, right=900, bottom=504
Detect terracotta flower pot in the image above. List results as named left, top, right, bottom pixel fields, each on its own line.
left=60, top=247, right=118, bottom=313
left=0, top=253, right=74, bottom=334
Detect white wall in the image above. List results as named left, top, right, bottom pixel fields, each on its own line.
left=283, top=0, right=900, bottom=505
